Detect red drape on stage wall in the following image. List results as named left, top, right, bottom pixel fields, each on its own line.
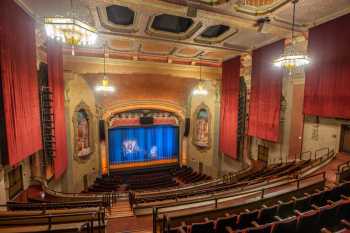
left=219, top=57, right=240, bottom=159
left=48, top=40, right=68, bottom=179
left=304, top=14, right=350, bottom=119
left=0, top=0, right=42, bottom=165
left=248, top=41, right=284, bottom=142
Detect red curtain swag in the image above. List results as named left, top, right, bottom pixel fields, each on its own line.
left=248, top=40, right=284, bottom=142
left=0, top=0, right=42, bottom=165
left=48, top=40, right=68, bottom=179
left=219, top=57, right=241, bottom=159
left=304, top=14, right=350, bottom=119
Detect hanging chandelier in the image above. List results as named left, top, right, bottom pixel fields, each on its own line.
left=95, top=45, right=115, bottom=93
left=192, top=57, right=208, bottom=96
left=44, top=0, right=97, bottom=56
left=273, top=0, right=310, bottom=75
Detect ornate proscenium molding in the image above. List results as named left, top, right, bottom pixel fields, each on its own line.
left=72, top=101, right=95, bottom=163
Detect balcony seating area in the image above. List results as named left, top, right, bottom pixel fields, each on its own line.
left=165, top=181, right=350, bottom=233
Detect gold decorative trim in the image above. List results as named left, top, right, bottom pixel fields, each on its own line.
left=72, top=101, right=95, bottom=163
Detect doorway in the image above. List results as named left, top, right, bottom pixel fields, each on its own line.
left=340, top=125, right=350, bottom=154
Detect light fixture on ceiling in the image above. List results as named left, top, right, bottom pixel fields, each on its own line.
left=273, top=0, right=310, bottom=75
left=95, top=45, right=115, bottom=93
left=192, top=57, right=208, bottom=96
left=44, top=0, right=97, bottom=56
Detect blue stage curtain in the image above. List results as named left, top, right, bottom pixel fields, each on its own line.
left=108, top=125, right=179, bottom=164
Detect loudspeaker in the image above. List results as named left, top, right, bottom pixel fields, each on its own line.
left=184, top=118, right=190, bottom=137
left=140, top=117, right=154, bottom=125
left=99, top=120, right=106, bottom=141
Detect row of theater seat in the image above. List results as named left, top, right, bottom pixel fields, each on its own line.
left=0, top=206, right=106, bottom=233
left=132, top=161, right=310, bottom=205
left=175, top=167, right=212, bottom=184
left=167, top=181, right=350, bottom=233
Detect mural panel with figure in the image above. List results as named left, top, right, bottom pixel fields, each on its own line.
left=73, top=102, right=94, bottom=161
left=193, top=103, right=211, bottom=149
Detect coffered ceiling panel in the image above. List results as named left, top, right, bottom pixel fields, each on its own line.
left=109, top=39, right=135, bottom=51
left=20, top=0, right=350, bottom=67
left=140, top=41, right=176, bottom=55
left=175, top=47, right=202, bottom=58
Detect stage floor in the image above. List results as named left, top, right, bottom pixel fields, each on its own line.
left=109, top=158, right=178, bottom=170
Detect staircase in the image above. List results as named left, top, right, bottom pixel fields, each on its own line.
left=107, top=201, right=134, bottom=219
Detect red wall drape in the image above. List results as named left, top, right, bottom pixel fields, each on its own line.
left=248, top=40, right=284, bottom=142
left=48, top=40, right=68, bottom=179
left=219, top=57, right=240, bottom=159
left=0, top=0, right=42, bottom=165
left=304, top=14, right=350, bottom=119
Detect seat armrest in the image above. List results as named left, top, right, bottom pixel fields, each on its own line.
left=291, top=196, right=297, bottom=201
left=304, top=193, right=310, bottom=196
left=178, top=227, right=187, bottom=233
left=251, top=221, right=260, bottom=227
left=320, top=228, right=332, bottom=233
left=225, top=226, right=235, bottom=233
left=341, top=194, right=350, bottom=200
left=262, top=204, right=268, bottom=208
left=341, top=219, right=350, bottom=228
left=277, top=200, right=283, bottom=204
left=327, top=200, right=335, bottom=205
left=311, top=204, right=320, bottom=210
left=180, top=222, right=187, bottom=228
left=294, top=210, right=302, bottom=215
left=224, top=213, right=230, bottom=217
left=274, top=216, right=283, bottom=221
left=204, top=218, right=210, bottom=222
left=245, top=209, right=250, bottom=213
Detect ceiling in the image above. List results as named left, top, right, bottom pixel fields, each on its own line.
left=19, top=0, right=350, bottom=67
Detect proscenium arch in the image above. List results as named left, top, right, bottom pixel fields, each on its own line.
left=101, top=100, right=186, bottom=171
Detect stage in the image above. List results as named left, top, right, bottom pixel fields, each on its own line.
left=109, top=158, right=178, bottom=170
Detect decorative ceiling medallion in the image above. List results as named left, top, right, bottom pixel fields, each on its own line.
left=146, top=14, right=202, bottom=40
left=97, top=5, right=139, bottom=33
left=194, top=25, right=238, bottom=44
left=234, top=0, right=290, bottom=16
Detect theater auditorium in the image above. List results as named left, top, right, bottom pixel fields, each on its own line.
left=0, top=0, right=350, bottom=232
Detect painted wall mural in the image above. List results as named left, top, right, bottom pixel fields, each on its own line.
left=73, top=101, right=94, bottom=161
left=193, top=103, right=211, bottom=149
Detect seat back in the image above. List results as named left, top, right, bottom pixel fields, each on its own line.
left=294, top=196, right=311, bottom=213
left=246, top=223, right=273, bottom=233
left=215, top=215, right=237, bottom=233
left=338, top=201, right=350, bottom=221
left=191, top=221, right=215, bottom=233
left=277, top=200, right=294, bottom=219
left=272, top=217, right=297, bottom=233
left=297, top=210, right=320, bottom=233
left=309, top=191, right=324, bottom=207
left=329, top=185, right=342, bottom=202
left=237, top=210, right=259, bottom=229
left=258, top=205, right=278, bottom=225
left=340, top=182, right=350, bottom=197
left=319, top=204, right=339, bottom=229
